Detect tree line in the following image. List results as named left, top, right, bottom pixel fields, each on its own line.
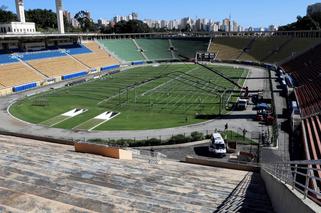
left=0, top=6, right=151, bottom=33
left=279, top=12, right=321, bottom=31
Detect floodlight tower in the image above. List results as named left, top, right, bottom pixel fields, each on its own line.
left=56, top=0, right=65, bottom=34
left=15, top=0, right=26, bottom=23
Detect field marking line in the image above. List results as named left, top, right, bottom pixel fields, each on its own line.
left=48, top=116, right=71, bottom=127
left=97, top=74, right=164, bottom=106
left=88, top=113, right=121, bottom=131
left=140, top=67, right=199, bottom=97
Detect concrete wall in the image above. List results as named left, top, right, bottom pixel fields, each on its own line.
left=261, top=169, right=321, bottom=213
left=75, top=143, right=132, bottom=160
left=185, top=156, right=260, bottom=172
left=0, top=88, right=13, bottom=96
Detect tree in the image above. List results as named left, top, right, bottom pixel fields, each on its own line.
left=25, top=9, right=57, bottom=30
left=0, top=5, right=17, bottom=23
left=279, top=13, right=321, bottom=31
left=113, top=20, right=150, bottom=33
left=74, top=10, right=96, bottom=32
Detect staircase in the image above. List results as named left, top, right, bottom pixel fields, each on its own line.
left=94, top=39, right=124, bottom=64
left=261, top=37, right=293, bottom=62
left=132, top=39, right=149, bottom=60
left=16, top=57, right=49, bottom=79
left=237, top=37, right=256, bottom=60
left=0, top=135, right=275, bottom=213
left=215, top=172, right=274, bottom=213
left=62, top=49, right=92, bottom=70
left=168, top=39, right=176, bottom=59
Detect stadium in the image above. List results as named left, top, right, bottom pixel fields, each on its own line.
left=0, top=0, right=321, bottom=212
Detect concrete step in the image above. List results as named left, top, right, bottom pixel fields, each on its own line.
left=0, top=135, right=274, bottom=212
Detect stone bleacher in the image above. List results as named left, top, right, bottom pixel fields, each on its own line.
left=171, top=39, right=209, bottom=59
left=0, top=63, right=44, bottom=87
left=135, top=39, right=173, bottom=60
left=99, top=39, right=145, bottom=62
left=281, top=43, right=321, bottom=117
left=210, top=37, right=321, bottom=64
left=28, top=56, right=89, bottom=78
left=209, top=37, right=254, bottom=61
left=0, top=135, right=273, bottom=212
left=74, top=42, right=119, bottom=68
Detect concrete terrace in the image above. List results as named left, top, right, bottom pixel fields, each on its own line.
left=0, top=135, right=273, bottom=212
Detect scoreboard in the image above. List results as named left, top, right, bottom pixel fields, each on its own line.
left=196, top=52, right=216, bottom=62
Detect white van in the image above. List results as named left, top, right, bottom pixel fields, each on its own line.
left=208, top=133, right=227, bottom=157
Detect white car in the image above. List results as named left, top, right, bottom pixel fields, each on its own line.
left=208, top=133, right=227, bottom=157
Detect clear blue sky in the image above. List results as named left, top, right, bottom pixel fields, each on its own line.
left=1, top=0, right=319, bottom=27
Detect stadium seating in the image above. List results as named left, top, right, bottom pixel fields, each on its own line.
left=98, top=39, right=145, bottom=62
left=0, top=63, right=44, bottom=87
left=59, top=44, right=92, bottom=55
left=135, top=39, right=173, bottom=60
left=171, top=39, right=209, bottom=59
left=28, top=56, right=89, bottom=78
left=74, top=42, right=119, bottom=68
left=301, top=115, right=321, bottom=193
left=19, top=50, right=67, bottom=61
left=210, top=37, right=321, bottom=63
left=281, top=43, right=321, bottom=85
left=281, top=43, right=321, bottom=117
left=0, top=135, right=273, bottom=212
left=0, top=53, right=19, bottom=64
left=209, top=37, right=255, bottom=61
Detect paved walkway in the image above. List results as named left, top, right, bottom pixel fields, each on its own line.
left=261, top=69, right=290, bottom=163
left=0, top=63, right=267, bottom=140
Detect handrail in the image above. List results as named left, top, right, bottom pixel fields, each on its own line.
left=262, top=160, right=321, bottom=205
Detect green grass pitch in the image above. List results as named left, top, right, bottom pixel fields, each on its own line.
left=10, top=64, right=248, bottom=130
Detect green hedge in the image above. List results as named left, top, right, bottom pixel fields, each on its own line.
left=88, top=131, right=205, bottom=147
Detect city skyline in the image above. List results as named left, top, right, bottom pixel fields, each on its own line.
left=1, top=0, right=319, bottom=28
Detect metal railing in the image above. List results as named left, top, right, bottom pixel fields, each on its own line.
left=129, top=149, right=167, bottom=164
left=262, top=160, right=321, bottom=205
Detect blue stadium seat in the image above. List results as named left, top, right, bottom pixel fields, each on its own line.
left=60, top=44, right=92, bottom=55
left=0, top=54, right=19, bottom=64
left=20, top=50, right=66, bottom=61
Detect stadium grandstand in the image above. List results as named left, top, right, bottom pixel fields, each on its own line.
left=209, top=36, right=321, bottom=63
left=1, top=0, right=321, bottom=212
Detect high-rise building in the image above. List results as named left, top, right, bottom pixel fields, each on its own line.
left=161, top=20, right=168, bottom=28
left=222, top=18, right=231, bottom=32
left=268, top=25, right=277, bottom=31
left=98, top=19, right=109, bottom=26
left=132, top=12, right=138, bottom=20
left=232, top=21, right=239, bottom=32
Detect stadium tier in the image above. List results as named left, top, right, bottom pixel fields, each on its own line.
left=0, top=135, right=273, bottom=212
left=19, top=50, right=67, bottom=61
left=58, top=44, right=92, bottom=55
left=301, top=115, right=321, bottom=193
left=74, top=41, right=119, bottom=68
left=281, top=43, right=321, bottom=85
left=135, top=39, right=173, bottom=60
left=209, top=37, right=254, bottom=61
left=171, top=39, right=209, bottom=59
left=281, top=43, right=321, bottom=117
left=0, top=63, right=44, bottom=88
left=98, top=39, right=145, bottom=62
left=28, top=56, right=89, bottom=78
left=0, top=53, right=19, bottom=64
left=210, top=37, right=321, bottom=63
